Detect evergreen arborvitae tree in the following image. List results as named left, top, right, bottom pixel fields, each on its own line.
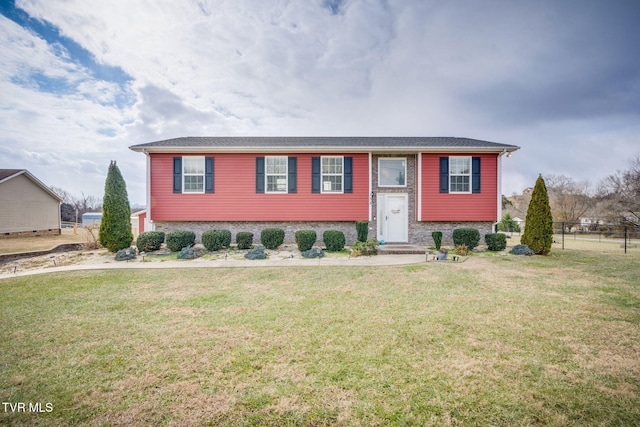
left=99, top=161, right=133, bottom=252
left=521, top=174, right=554, bottom=255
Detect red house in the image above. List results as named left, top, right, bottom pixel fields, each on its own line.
left=129, top=137, right=519, bottom=244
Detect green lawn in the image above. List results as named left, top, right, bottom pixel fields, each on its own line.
left=1, top=251, right=639, bottom=426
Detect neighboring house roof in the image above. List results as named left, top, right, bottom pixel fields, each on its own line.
left=130, top=136, right=520, bottom=153
left=0, top=169, right=63, bottom=202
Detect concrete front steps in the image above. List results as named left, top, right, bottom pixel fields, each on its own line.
left=377, top=244, right=428, bottom=255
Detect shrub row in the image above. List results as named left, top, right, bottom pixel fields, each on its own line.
left=142, top=227, right=510, bottom=254
left=137, top=228, right=349, bottom=253
left=431, top=228, right=508, bottom=252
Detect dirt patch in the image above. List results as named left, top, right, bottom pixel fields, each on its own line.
left=1, top=243, right=333, bottom=277
left=0, top=249, right=111, bottom=275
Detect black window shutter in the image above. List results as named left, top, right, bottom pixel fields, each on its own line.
left=439, top=157, right=449, bottom=193
left=311, top=157, right=321, bottom=193
left=256, top=157, right=265, bottom=193
left=472, top=157, right=481, bottom=193
left=205, top=157, right=214, bottom=193
left=288, top=157, right=297, bottom=193
left=344, top=157, right=353, bottom=193
left=173, top=157, right=182, bottom=193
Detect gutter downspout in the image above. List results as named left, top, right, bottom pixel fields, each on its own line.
left=495, top=149, right=507, bottom=232
left=143, top=149, right=153, bottom=231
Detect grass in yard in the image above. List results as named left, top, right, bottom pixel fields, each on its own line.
left=1, top=251, right=639, bottom=425
left=0, top=229, right=88, bottom=254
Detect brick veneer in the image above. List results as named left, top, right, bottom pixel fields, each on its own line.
left=0, top=228, right=61, bottom=239
left=153, top=221, right=360, bottom=246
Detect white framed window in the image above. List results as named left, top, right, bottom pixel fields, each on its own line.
left=321, top=156, right=343, bottom=193
left=378, top=158, right=406, bottom=187
left=266, top=156, right=288, bottom=193
left=183, top=156, right=205, bottom=193
left=449, top=156, right=471, bottom=193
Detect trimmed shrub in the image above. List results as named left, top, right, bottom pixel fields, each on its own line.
left=521, top=175, right=553, bottom=255
left=485, top=233, right=507, bottom=251
left=510, top=244, right=535, bottom=256
left=245, top=246, right=267, bottom=260
left=431, top=231, right=443, bottom=250
left=261, top=228, right=285, bottom=250
left=99, top=161, right=133, bottom=252
left=355, top=221, right=369, bottom=243
left=202, top=229, right=232, bottom=251
left=165, top=230, right=195, bottom=252
left=295, top=230, right=317, bottom=252
left=452, top=228, right=480, bottom=250
left=302, top=247, right=325, bottom=258
left=236, top=232, right=254, bottom=250
left=323, top=230, right=346, bottom=252
left=136, top=231, right=165, bottom=252
left=177, top=245, right=197, bottom=259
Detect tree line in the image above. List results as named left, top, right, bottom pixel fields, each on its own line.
left=50, top=187, right=103, bottom=223
left=51, top=186, right=143, bottom=223
left=504, top=154, right=640, bottom=228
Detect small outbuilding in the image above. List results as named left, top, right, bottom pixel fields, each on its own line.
left=0, top=169, right=62, bottom=237
left=131, top=209, right=149, bottom=237
left=81, top=212, right=103, bottom=227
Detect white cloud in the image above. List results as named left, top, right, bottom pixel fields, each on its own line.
left=2, top=0, right=640, bottom=204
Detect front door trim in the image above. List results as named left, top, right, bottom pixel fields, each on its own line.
left=377, top=193, right=408, bottom=243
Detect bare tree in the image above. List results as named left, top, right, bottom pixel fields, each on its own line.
left=545, top=174, right=593, bottom=222
left=74, top=192, right=103, bottom=214
left=599, top=155, right=640, bottom=226
left=50, top=186, right=73, bottom=203
left=50, top=186, right=76, bottom=222
left=49, top=186, right=103, bottom=222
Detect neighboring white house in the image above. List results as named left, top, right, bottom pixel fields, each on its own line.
left=579, top=217, right=601, bottom=230
left=0, top=169, right=62, bottom=237
left=513, top=216, right=525, bottom=230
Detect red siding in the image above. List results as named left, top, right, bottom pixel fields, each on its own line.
left=150, top=153, right=369, bottom=221
left=421, top=153, right=498, bottom=221
left=138, top=211, right=146, bottom=233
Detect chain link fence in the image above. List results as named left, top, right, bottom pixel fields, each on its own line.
left=553, top=222, right=639, bottom=254
left=500, top=222, right=640, bottom=254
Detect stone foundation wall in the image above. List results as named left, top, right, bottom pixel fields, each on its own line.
left=410, top=221, right=495, bottom=246
left=152, top=221, right=361, bottom=245
left=0, top=228, right=61, bottom=239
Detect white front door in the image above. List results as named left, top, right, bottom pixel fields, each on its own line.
left=377, top=194, right=408, bottom=243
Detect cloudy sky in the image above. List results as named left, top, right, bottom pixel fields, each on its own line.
left=1, top=0, right=639, bottom=206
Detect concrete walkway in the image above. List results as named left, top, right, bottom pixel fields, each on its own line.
left=0, top=253, right=430, bottom=280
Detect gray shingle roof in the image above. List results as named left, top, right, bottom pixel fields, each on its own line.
left=130, top=136, right=519, bottom=152
left=0, top=169, right=24, bottom=181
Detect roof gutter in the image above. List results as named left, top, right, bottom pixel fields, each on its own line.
left=129, top=145, right=521, bottom=154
